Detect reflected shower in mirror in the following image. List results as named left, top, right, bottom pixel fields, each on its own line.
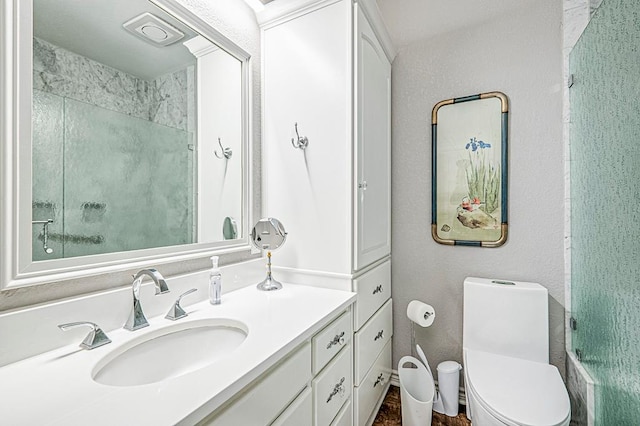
left=31, top=0, right=244, bottom=261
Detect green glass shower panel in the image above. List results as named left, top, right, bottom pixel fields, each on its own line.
left=32, top=90, right=64, bottom=260
left=62, top=98, right=192, bottom=257
left=570, top=0, right=640, bottom=423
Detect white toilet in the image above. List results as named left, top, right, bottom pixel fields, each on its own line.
left=463, top=277, right=571, bottom=426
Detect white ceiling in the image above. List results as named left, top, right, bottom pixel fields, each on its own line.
left=375, top=0, right=538, bottom=48
left=34, top=0, right=198, bottom=81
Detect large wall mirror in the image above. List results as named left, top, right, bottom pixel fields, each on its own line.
left=1, top=0, right=252, bottom=290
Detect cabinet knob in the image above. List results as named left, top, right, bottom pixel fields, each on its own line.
left=374, top=329, right=384, bottom=341
left=358, top=181, right=368, bottom=190
left=372, top=284, right=383, bottom=295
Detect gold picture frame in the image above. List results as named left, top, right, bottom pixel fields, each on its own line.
left=431, top=92, right=509, bottom=247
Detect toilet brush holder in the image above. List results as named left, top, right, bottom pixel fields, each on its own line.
left=413, top=339, right=462, bottom=417
left=435, top=360, right=462, bottom=416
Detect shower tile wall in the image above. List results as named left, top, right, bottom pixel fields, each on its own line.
left=33, top=37, right=194, bottom=131
left=570, top=0, right=640, bottom=422
left=32, top=38, right=195, bottom=259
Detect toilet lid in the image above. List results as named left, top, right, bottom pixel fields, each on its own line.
left=465, top=349, right=570, bottom=426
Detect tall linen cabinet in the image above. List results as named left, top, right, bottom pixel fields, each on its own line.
left=260, top=0, right=395, bottom=424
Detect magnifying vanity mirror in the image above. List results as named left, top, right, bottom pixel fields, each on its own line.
left=251, top=218, right=287, bottom=291
left=1, top=0, right=251, bottom=290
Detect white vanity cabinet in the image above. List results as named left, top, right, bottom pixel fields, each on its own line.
left=260, top=1, right=394, bottom=425
left=198, top=309, right=353, bottom=426
left=199, top=343, right=312, bottom=425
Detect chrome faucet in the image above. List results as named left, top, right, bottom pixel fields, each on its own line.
left=124, top=268, right=169, bottom=331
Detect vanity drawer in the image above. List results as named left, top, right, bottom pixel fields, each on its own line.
left=272, top=387, right=312, bottom=426
left=200, top=343, right=311, bottom=425
left=353, top=261, right=391, bottom=331
left=331, top=399, right=352, bottom=426
left=354, top=340, right=392, bottom=426
left=313, top=345, right=353, bottom=426
left=312, top=310, right=352, bottom=374
left=354, top=299, right=392, bottom=386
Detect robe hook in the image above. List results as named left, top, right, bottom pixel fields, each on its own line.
left=291, top=122, right=309, bottom=149
left=214, top=137, right=232, bottom=159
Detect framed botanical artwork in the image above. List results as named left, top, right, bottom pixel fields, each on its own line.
left=431, top=92, right=508, bottom=247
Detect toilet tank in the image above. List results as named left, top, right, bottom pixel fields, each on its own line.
left=463, top=277, right=549, bottom=363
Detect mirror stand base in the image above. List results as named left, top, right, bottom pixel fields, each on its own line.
left=256, top=275, right=283, bottom=291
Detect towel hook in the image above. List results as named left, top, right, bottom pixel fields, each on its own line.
left=214, top=137, right=232, bottom=160
left=291, top=122, right=309, bottom=149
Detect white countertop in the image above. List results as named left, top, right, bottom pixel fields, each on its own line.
left=0, top=284, right=356, bottom=425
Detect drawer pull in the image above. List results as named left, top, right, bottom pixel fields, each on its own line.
left=374, top=330, right=384, bottom=341
left=326, top=331, right=346, bottom=350
left=372, top=284, right=383, bottom=295
left=373, top=373, right=385, bottom=388
left=326, top=377, right=346, bottom=403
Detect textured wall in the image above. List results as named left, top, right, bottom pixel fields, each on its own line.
left=390, top=0, right=565, bottom=375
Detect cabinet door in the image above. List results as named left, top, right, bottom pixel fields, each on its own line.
left=262, top=0, right=352, bottom=275
left=198, top=344, right=311, bottom=425
left=313, top=346, right=353, bottom=426
left=271, top=387, right=312, bottom=426
left=354, top=6, right=391, bottom=271
left=354, top=340, right=392, bottom=426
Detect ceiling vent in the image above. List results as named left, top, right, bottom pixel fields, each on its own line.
left=123, top=12, right=184, bottom=47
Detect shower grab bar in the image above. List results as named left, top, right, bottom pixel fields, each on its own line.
left=32, top=219, right=53, bottom=225
left=42, top=233, right=104, bottom=245
left=32, top=219, right=54, bottom=254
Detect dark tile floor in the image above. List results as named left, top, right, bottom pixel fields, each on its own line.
left=372, top=385, right=471, bottom=426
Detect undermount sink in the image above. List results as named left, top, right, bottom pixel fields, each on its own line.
left=92, top=318, right=248, bottom=387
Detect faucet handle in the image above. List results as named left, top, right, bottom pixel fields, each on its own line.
left=165, top=288, right=198, bottom=321
left=58, top=321, right=112, bottom=350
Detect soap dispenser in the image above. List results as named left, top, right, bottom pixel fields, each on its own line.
left=209, top=256, right=221, bottom=305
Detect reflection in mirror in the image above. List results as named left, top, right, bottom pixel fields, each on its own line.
left=250, top=218, right=287, bottom=251
left=251, top=218, right=287, bottom=291
left=31, top=0, right=244, bottom=262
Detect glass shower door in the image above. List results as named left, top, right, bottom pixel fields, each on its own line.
left=32, top=94, right=192, bottom=260
left=570, top=0, right=640, bottom=423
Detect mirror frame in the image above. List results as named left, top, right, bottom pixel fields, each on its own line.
left=0, top=0, right=254, bottom=291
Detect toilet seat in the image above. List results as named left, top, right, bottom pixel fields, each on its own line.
left=465, top=349, right=570, bottom=426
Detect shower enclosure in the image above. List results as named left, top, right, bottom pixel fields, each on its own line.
left=32, top=90, right=193, bottom=261
left=569, top=0, right=640, bottom=422
left=31, top=37, right=195, bottom=261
